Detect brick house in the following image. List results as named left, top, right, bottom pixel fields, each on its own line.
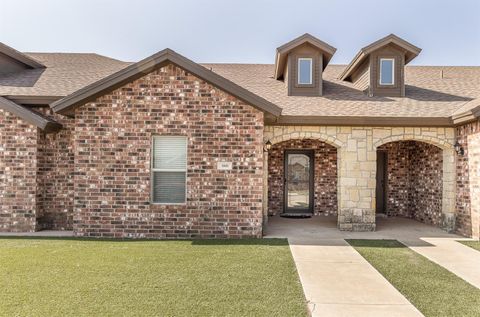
left=0, top=34, right=479, bottom=239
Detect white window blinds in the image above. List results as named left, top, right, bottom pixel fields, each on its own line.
left=152, top=136, right=187, bottom=204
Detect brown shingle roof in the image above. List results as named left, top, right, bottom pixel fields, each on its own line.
left=0, top=52, right=131, bottom=98
left=1, top=49, right=479, bottom=124
left=201, top=63, right=480, bottom=119
left=51, top=49, right=282, bottom=117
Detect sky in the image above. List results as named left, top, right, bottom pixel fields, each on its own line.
left=1, top=0, right=479, bottom=65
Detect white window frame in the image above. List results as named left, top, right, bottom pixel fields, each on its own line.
left=151, top=135, right=188, bottom=205
left=297, top=57, right=313, bottom=85
left=379, top=58, right=395, bottom=85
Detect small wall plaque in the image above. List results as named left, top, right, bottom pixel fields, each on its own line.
left=217, top=161, right=233, bottom=171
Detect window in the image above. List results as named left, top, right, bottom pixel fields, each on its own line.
left=379, top=58, right=395, bottom=85
left=297, top=58, right=313, bottom=85
left=152, top=136, right=187, bottom=204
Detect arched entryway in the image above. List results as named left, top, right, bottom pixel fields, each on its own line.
left=267, top=139, right=338, bottom=217
left=375, top=140, right=447, bottom=227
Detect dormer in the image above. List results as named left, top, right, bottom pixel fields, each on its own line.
left=0, top=42, right=45, bottom=75
left=339, top=34, right=421, bottom=97
left=274, top=33, right=336, bottom=97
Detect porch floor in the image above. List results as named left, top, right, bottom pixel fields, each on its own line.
left=264, top=215, right=480, bottom=317
left=264, top=214, right=459, bottom=243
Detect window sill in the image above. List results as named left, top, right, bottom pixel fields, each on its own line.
left=150, top=202, right=187, bottom=206
left=294, top=83, right=315, bottom=88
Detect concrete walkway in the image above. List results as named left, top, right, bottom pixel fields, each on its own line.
left=265, top=215, right=480, bottom=317
left=265, top=216, right=424, bottom=317
left=288, top=238, right=423, bottom=316
left=402, top=238, right=480, bottom=289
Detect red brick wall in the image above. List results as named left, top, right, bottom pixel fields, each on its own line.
left=409, top=142, right=443, bottom=225
left=36, top=107, right=75, bottom=230
left=456, top=120, right=480, bottom=239
left=378, top=141, right=443, bottom=226
left=268, top=139, right=337, bottom=215
left=0, top=109, right=38, bottom=232
left=378, top=142, right=411, bottom=218
left=73, top=64, right=264, bottom=238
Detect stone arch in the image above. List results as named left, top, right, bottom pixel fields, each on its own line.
left=373, top=134, right=453, bottom=151
left=373, top=136, right=456, bottom=232
left=268, top=132, right=344, bottom=149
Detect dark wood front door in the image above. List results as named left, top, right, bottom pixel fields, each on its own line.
left=376, top=150, right=387, bottom=214
left=283, top=150, right=314, bottom=215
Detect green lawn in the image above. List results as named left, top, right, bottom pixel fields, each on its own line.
left=347, top=239, right=480, bottom=317
left=459, top=240, right=480, bottom=251
left=0, top=238, right=307, bottom=317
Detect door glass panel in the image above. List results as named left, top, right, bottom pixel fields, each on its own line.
left=287, top=181, right=309, bottom=208
left=286, top=154, right=310, bottom=209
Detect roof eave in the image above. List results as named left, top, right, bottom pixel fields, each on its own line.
left=338, top=51, right=366, bottom=81
left=0, top=42, right=46, bottom=69
left=6, top=95, right=63, bottom=105
left=276, top=33, right=337, bottom=56
left=362, top=34, right=422, bottom=58
left=0, top=96, right=62, bottom=133
left=451, top=105, right=480, bottom=126
left=269, top=115, right=454, bottom=127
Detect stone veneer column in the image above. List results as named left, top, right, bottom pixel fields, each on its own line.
left=442, top=148, right=456, bottom=232
left=468, top=133, right=480, bottom=239
left=338, top=128, right=376, bottom=231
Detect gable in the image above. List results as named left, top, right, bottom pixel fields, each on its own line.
left=76, top=63, right=266, bottom=120
left=340, top=34, right=421, bottom=82
left=51, top=49, right=281, bottom=118
left=274, top=33, right=336, bottom=80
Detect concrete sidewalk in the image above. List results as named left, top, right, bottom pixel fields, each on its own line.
left=288, top=238, right=423, bottom=317
left=265, top=216, right=426, bottom=317
left=402, top=238, right=480, bottom=289
left=265, top=215, right=480, bottom=316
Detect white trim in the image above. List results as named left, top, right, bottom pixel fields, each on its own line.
left=297, top=57, right=313, bottom=85
left=151, top=135, right=188, bottom=204
left=151, top=168, right=186, bottom=172
left=379, top=58, right=395, bottom=85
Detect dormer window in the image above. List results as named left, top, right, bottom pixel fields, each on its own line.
left=274, top=33, right=336, bottom=96
left=379, top=58, right=394, bottom=85
left=339, top=34, right=421, bottom=97
left=298, top=58, right=313, bottom=85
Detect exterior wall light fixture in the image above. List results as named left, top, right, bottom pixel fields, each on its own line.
left=454, top=141, right=464, bottom=156
left=264, top=140, right=272, bottom=152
